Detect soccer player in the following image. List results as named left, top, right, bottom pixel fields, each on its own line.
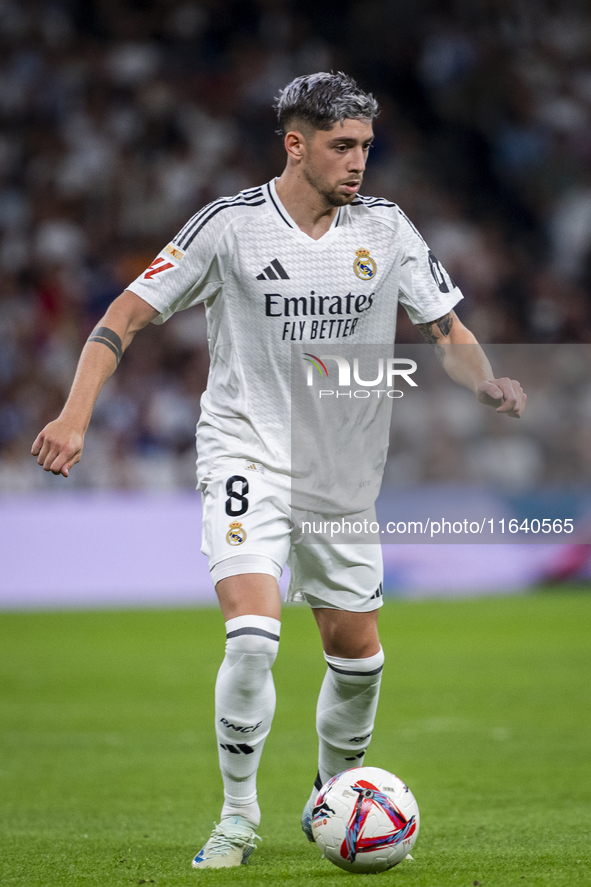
left=32, top=73, right=526, bottom=868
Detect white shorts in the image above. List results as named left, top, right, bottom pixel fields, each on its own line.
left=200, top=458, right=383, bottom=612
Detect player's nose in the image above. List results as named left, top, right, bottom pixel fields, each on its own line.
left=349, top=147, right=367, bottom=172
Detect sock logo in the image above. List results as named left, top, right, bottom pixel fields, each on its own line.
left=220, top=718, right=262, bottom=734
left=219, top=742, right=255, bottom=755
left=349, top=732, right=372, bottom=743
left=345, top=751, right=366, bottom=761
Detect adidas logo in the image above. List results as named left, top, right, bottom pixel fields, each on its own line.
left=256, top=258, right=289, bottom=280
left=369, top=582, right=383, bottom=601
left=220, top=742, right=254, bottom=755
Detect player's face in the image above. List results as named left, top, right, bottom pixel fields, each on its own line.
left=301, top=119, right=374, bottom=207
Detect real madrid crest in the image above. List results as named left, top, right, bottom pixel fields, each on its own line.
left=354, top=248, right=377, bottom=280
left=226, top=521, right=247, bottom=545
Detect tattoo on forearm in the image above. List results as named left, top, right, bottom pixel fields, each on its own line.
left=436, top=312, right=455, bottom=337
left=417, top=310, right=457, bottom=346
left=87, top=326, right=123, bottom=365
left=416, top=324, right=438, bottom=344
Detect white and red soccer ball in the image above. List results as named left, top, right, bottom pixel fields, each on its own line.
left=311, top=766, right=419, bottom=874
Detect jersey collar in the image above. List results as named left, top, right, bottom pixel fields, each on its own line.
left=266, top=178, right=343, bottom=242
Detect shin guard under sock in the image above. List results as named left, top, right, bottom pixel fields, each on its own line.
left=215, top=615, right=280, bottom=826
left=316, top=647, right=384, bottom=788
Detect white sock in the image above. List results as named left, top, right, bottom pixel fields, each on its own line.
left=316, top=647, right=384, bottom=787
left=215, top=615, right=280, bottom=828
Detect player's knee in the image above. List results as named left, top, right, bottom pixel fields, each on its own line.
left=226, top=633, right=279, bottom=668
left=316, top=606, right=381, bottom=659
left=325, top=646, right=384, bottom=684
left=224, top=615, right=280, bottom=670
left=323, top=631, right=381, bottom=660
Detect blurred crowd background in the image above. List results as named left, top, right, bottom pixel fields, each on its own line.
left=2, top=0, right=591, bottom=492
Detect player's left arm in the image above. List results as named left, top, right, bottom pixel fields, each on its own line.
left=416, top=309, right=527, bottom=418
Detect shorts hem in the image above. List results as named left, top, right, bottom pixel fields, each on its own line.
left=288, top=588, right=384, bottom=612
left=210, top=553, right=283, bottom=585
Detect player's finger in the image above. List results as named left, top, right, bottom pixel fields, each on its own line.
left=59, top=450, right=81, bottom=478
left=36, top=437, right=54, bottom=467
left=484, top=379, right=503, bottom=395
left=494, top=378, right=518, bottom=413
left=496, top=397, right=518, bottom=413
left=31, top=433, right=44, bottom=456
left=477, top=381, right=503, bottom=404
left=510, top=388, right=527, bottom=418
left=48, top=446, right=79, bottom=477
left=511, top=382, right=525, bottom=414
left=498, top=382, right=525, bottom=417
left=41, top=440, right=63, bottom=471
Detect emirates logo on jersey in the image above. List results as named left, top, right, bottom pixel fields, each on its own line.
left=354, top=249, right=377, bottom=280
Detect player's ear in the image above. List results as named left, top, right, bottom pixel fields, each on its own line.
left=284, top=130, right=306, bottom=162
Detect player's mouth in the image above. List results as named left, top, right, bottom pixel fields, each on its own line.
left=341, top=180, right=361, bottom=194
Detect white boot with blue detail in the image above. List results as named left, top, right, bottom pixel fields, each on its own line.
left=191, top=815, right=260, bottom=869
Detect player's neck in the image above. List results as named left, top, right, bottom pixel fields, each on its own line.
left=275, top=171, right=337, bottom=241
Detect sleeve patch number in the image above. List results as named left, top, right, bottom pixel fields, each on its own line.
left=143, top=257, right=174, bottom=280
left=428, top=250, right=451, bottom=293
left=225, top=475, right=249, bottom=516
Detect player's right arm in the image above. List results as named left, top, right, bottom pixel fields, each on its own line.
left=31, top=290, right=159, bottom=477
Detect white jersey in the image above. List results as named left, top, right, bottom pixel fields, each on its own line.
left=128, top=178, right=462, bottom=511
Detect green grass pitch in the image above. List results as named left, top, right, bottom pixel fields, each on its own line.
left=1, top=591, right=590, bottom=886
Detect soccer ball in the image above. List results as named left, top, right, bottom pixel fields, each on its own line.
left=311, top=766, right=419, bottom=874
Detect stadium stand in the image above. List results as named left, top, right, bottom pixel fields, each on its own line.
left=2, top=0, right=591, bottom=492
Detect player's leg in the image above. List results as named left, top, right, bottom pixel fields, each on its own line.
left=214, top=572, right=281, bottom=828
left=300, top=606, right=384, bottom=842
left=193, top=569, right=281, bottom=868
left=287, top=523, right=384, bottom=840
left=194, top=462, right=290, bottom=868
left=312, top=606, right=383, bottom=782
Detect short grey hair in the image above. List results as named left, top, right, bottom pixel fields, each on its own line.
left=274, top=72, right=379, bottom=134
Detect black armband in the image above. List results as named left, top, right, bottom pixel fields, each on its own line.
left=87, top=326, right=123, bottom=365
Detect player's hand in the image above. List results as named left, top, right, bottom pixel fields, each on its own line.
left=476, top=378, right=527, bottom=418
left=31, top=419, right=85, bottom=477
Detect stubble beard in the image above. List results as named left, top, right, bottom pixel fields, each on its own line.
left=302, top=165, right=362, bottom=208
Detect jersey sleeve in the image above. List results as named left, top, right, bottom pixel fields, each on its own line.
left=126, top=205, right=233, bottom=324
left=396, top=211, right=463, bottom=325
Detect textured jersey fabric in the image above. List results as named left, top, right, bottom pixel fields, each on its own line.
left=127, top=179, right=462, bottom=510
